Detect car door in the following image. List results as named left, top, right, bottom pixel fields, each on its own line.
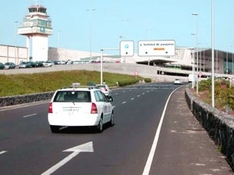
left=95, top=91, right=111, bottom=123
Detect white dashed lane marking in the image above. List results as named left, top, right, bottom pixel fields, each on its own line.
left=23, top=113, right=37, bottom=118
left=0, top=151, right=7, bottom=155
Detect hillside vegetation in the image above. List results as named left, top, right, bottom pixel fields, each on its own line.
left=0, top=70, right=147, bottom=97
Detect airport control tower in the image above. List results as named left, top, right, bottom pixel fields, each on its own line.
left=18, top=3, right=52, bottom=61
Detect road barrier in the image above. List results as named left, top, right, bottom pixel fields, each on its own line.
left=185, top=88, right=234, bottom=171
left=0, top=92, right=54, bottom=107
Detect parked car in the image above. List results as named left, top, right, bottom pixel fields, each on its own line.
left=4, top=62, right=16, bottom=69
left=95, top=84, right=112, bottom=97
left=174, top=78, right=182, bottom=85
left=47, top=84, right=114, bottom=133
left=53, top=60, right=60, bottom=65
left=19, top=61, right=32, bottom=68
left=0, top=62, right=5, bottom=69
left=31, top=61, right=44, bottom=67
left=43, top=60, right=54, bottom=67
left=66, top=60, right=73, bottom=64
left=58, top=60, right=66, bottom=65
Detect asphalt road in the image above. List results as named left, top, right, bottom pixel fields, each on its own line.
left=0, top=83, right=232, bottom=175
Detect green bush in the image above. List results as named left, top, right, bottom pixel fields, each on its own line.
left=144, top=78, right=152, bottom=83
left=197, top=78, right=234, bottom=111
left=118, top=79, right=139, bottom=87
left=198, top=78, right=212, bottom=91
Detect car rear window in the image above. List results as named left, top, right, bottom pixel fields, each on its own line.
left=53, top=90, right=91, bottom=102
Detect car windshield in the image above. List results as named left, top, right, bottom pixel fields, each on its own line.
left=53, top=90, right=91, bottom=102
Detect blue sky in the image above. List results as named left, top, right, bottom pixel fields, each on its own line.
left=1, top=0, right=234, bottom=54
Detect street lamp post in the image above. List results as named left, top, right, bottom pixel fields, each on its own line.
left=57, top=30, right=61, bottom=49
left=14, top=21, right=18, bottom=64
left=192, top=13, right=199, bottom=95
left=198, top=43, right=202, bottom=72
left=231, top=45, right=233, bottom=73
left=87, top=9, right=95, bottom=62
left=100, top=49, right=103, bottom=84
left=121, top=19, right=129, bottom=63
left=211, top=0, right=215, bottom=107
left=147, top=28, right=153, bottom=66
left=191, top=33, right=196, bottom=88
left=122, top=19, right=129, bottom=39
left=192, top=48, right=196, bottom=88
left=230, top=45, right=233, bottom=74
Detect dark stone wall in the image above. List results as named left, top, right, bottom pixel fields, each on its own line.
left=0, top=92, right=54, bottom=107
left=185, top=88, right=234, bottom=170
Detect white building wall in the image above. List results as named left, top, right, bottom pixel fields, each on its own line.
left=173, top=48, right=193, bottom=66
left=32, top=35, right=48, bottom=61
left=48, top=47, right=100, bottom=61
left=0, top=45, right=28, bottom=64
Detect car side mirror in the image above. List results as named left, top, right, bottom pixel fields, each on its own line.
left=108, top=96, right=113, bottom=102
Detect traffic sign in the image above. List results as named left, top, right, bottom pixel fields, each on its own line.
left=138, top=40, right=175, bottom=56
left=120, top=40, right=134, bottom=57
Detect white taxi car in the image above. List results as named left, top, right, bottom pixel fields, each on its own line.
left=47, top=84, right=114, bottom=133
left=96, top=84, right=111, bottom=97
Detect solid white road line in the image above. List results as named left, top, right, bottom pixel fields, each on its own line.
left=142, top=87, right=178, bottom=175
left=0, top=100, right=49, bottom=112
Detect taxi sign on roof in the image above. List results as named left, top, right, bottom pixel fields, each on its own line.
left=138, top=40, right=175, bottom=56
left=72, top=82, right=81, bottom=87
